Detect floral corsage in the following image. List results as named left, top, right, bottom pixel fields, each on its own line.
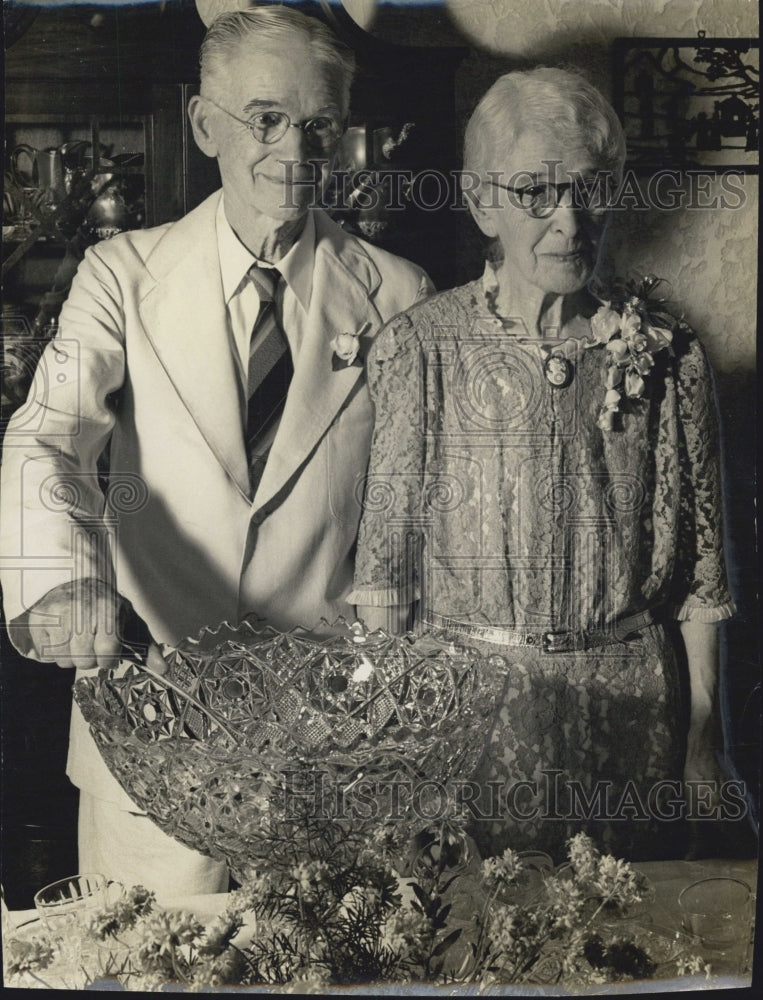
left=330, top=322, right=371, bottom=370
left=587, top=274, right=688, bottom=431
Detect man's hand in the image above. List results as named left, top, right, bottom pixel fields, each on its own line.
left=15, top=578, right=165, bottom=672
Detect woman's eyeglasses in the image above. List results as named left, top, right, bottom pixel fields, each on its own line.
left=489, top=177, right=613, bottom=218
left=205, top=97, right=345, bottom=151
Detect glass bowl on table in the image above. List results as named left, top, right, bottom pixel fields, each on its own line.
left=678, top=875, right=753, bottom=972
left=72, top=618, right=501, bottom=884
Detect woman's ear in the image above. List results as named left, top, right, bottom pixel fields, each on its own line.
left=464, top=181, right=499, bottom=239
left=188, top=95, right=220, bottom=159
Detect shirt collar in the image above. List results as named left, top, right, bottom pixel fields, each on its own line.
left=478, top=259, right=590, bottom=352
left=216, top=195, right=315, bottom=312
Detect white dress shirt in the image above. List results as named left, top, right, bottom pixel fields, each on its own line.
left=215, top=196, right=316, bottom=394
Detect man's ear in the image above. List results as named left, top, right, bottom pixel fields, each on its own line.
left=464, top=183, right=499, bottom=239
left=188, top=95, right=219, bottom=159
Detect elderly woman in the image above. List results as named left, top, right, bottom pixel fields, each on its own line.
left=349, top=68, right=734, bottom=861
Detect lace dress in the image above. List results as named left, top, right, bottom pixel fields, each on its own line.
left=349, top=271, right=735, bottom=861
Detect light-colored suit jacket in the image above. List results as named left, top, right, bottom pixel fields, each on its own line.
left=0, top=190, right=432, bottom=806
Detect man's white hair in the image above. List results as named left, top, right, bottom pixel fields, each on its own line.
left=200, top=6, right=356, bottom=112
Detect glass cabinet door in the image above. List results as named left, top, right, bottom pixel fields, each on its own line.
left=3, top=113, right=152, bottom=410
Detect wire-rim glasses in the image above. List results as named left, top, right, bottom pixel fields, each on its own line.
left=489, top=176, right=614, bottom=218
left=204, top=97, right=346, bottom=151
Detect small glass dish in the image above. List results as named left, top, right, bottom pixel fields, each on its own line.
left=678, top=876, right=751, bottom=951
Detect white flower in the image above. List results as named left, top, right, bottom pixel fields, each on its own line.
left=626, top=331, right=649, bottom=353
left=590, top=303, right=621, bottom=344
left=382, top=902, right=431, bottom=960
left=482, top=847, right=524, bottom=892
left=330, top=322, right=371, bottom=367
left=621, top=311, right=642, bottom=339
left=624, top=370, right=646, bottom=398
left=642, top=319, right=673, bottom=351
left=330, top=331, right=360, bottom=364
left=3, top=933, right=56, bottom=976
left=606, top=365, right=623, bottom=389
left=594, top=277, right=677, bottom=432
left=604, top=388, right=621, bottom=407
left=568, top=833, right=599, bottom=880
left=597, top=409, right=616, bottom=431
left=633, top=352, right=655, bottom=375
left=605, top=339, right=629, bottom=361
left=290, top=860, right=329, bottom=903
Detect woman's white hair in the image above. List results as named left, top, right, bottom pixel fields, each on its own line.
left=200, top=6, right=356, bottom=112
left=464, top=66, right=626, bottom=182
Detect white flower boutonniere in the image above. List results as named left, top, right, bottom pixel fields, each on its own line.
left=330, top=322, right=371, bottom=370
left=587, top=275, right=685, bottom=431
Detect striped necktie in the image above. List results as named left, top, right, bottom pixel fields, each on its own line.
left=245, top=264, right=294, bottom=495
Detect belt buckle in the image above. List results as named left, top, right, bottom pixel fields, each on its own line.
left=542, top=630, right=576, bottom=653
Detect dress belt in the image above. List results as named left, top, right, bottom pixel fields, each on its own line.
left=423, top=609, right=654, bottom=653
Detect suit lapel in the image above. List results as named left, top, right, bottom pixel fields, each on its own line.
left=251, top=213, right=382, bottom=513
left=138, top=192, right=251, bottom=499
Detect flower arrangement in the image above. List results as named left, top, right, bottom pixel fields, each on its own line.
left=2, top=932, right=57, bottom=986
left=7, top=622, right=707, bottom=992
left=588, top=274, right=690, bottom=431
left=3, top=832, right=712, bottom=992
left=467, top=834, right=664, bottom=986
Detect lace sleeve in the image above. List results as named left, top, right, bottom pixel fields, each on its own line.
left=668, top=335, right=735, bottom=622
left=348, top=313, right=427, bottom=607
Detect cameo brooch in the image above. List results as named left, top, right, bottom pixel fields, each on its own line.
left=543, top=351, right=574, bottom=388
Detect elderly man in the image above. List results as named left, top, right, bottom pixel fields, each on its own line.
left=0, top=7, right=432, bottom=896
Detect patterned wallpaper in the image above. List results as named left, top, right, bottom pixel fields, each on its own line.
left=446, top=0, right=757, bottom=57
left=605, top=179, right=757, bottom=376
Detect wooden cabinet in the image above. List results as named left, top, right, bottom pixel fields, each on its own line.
left=4, top=111, right=149, bottom=330
left=2, top=95, right=220, bottom=393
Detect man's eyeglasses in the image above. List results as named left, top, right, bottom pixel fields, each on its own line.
left=489, top=177, right=613, bottom=218
left=205, top=97, right=346, bottom=151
